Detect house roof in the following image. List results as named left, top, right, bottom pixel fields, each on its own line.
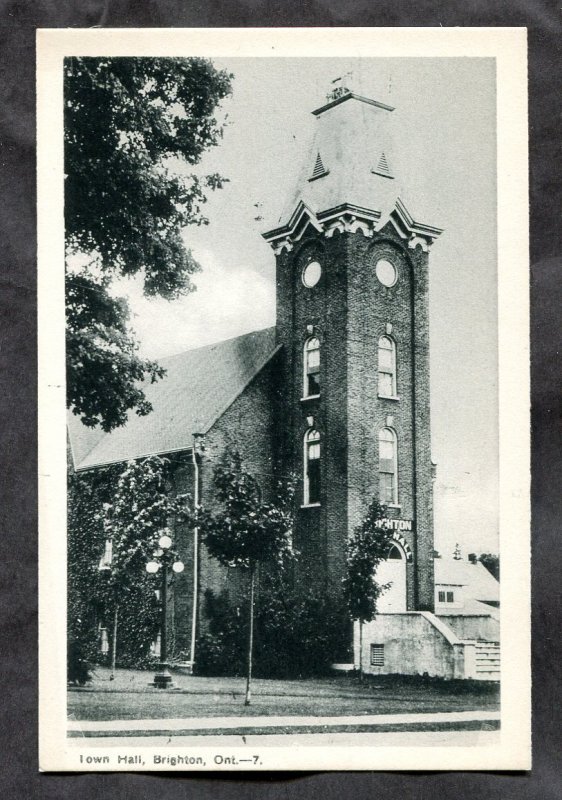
left=437, top=598, right=500, bottom=620
left=434, top=558, right=500, bottom=603
left=68, top=327, right=278, bottom=471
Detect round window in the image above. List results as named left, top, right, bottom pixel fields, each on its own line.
left=302, top=260, right=322, bottom=288
left=375, top=258, right=397, bottom=287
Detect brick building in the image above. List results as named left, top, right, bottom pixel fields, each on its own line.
left=69, top=85, right=500, bottom=676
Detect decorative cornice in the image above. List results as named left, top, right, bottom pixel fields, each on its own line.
left=390, top=197, right=444, bottom=251
left=319, top=203, right=381, bottom=239
left=316, top=203, right=381, bottom=223
left=262, top=201, right=323, bottom=253
left=263, top=197, right=443, bottom=254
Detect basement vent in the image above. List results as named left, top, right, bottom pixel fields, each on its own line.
left=370, top=643, right=385, bottom=667
left=309, top=152, right=329, bottom=181
left=372, top=152, right=393, bottom=179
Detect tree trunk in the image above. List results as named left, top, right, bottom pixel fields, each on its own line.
left=359, top=619, right=363, bottom=682
left=110, top=603, right=119, bottom=681
left=244, top=565, right=256, bottom=706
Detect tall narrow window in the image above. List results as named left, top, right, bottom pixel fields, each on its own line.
left=98, top=538, right=113, bottom=571
left=304, top=428, right=321, bottom=505
left=378, top=335, right=396, bottom=397
left=379, top=427, right=398, bottom=504
left=304, top=336, right=320, bottom=397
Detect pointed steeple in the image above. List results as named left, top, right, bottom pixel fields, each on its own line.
left=283, top=90, right=398, bottom=223
left=263, top=86, right=442, bottom=254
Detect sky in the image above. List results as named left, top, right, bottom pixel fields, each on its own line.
left=116, top=57, right=498, bottom=556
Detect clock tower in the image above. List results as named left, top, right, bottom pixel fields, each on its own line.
left=263, top=84, right=443, bottom=641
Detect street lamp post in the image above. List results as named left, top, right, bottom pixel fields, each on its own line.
left=146, top=531, right=184, bottom=689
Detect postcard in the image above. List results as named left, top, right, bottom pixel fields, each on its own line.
left=38, top=26, right=530, bottom=772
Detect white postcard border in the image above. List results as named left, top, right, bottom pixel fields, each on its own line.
left=38, top=26, right=530, bottom=772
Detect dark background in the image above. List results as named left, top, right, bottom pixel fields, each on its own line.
left=1, top=2, right=560, bottom=798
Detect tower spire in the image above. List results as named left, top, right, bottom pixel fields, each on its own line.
left=263, top=82, right=442, bottom=256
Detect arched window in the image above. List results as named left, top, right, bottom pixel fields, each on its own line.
left=304, top=428, right=321, bottom=505
left=378, top=335, right=396, bottom=397
left=379, top=427, right=398, bottom=505
left=303, top=336, right=320, bottom=398
left=387, top=543, right=403, bottom=560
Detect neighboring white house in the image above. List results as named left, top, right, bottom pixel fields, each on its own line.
left=434, top=557, right=499, bottom=619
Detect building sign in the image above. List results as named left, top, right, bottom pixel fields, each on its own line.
left=380, top=518, right=414, bottom=561
left=380, top=517, right=414, bottom=533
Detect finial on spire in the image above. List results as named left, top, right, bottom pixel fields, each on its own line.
left=453, top=543, right=462, bottom=560
left=327, top=71, right=354, bottom=102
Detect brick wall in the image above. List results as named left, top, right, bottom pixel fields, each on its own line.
left=275, top=232, right=349, bottom=592
left=409, top=237, right=436, bottom=611
left=347, top=230, right=413, bottom=609
left=170, top=355, right=279, bottom=655
left=346, top=225, right=435, bottom=612
left=275, top=224, right=435, bottom=622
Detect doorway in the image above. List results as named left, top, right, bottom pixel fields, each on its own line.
left=375, top=543, right=407, bottom=612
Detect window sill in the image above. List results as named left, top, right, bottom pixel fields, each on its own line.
left=300, top=394, right=320, bottom=402
left=385, top=503, right=402, bottom=510
left=300, top=503, right=321, bottom=509
left=378, top=394, right=400, bottom=401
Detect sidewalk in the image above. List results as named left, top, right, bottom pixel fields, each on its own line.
left=68, top=709, right=500, bottom=738
left=67, top=728, right=501, bottom=748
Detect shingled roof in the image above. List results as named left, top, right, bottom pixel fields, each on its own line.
left=68, top=327, right=279, bottom=471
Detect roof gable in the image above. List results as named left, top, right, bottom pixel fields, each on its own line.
left=68, top=327, right=278, bottom=471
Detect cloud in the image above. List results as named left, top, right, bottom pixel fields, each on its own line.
left=119, top=247, right=275, bottom=359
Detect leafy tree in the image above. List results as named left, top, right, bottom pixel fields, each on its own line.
left=195, top=589, right=247, bottom=677
left=254, top=579, right=347, bottom=679
left=101, top=455, right=189, bottom=677
left=198, top=451, right=295, bottom=704
left=197, top=581, right=345, bottom=680
left=68, top=455, right=192, bottom=679
left=478, top=552, right=500, bottom=581
left=67, top=463, right=118, bottom=674
left=65, top=57, right=233, bottom=431
left=343, top=500, right=393, bottom=679
left=66, top=275, right=166, bottom=432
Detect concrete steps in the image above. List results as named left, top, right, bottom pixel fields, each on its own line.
left=474, top=642, right=500, bottom=680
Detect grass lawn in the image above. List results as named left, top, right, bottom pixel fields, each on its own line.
left=68, top=668, right=500, bottom=722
